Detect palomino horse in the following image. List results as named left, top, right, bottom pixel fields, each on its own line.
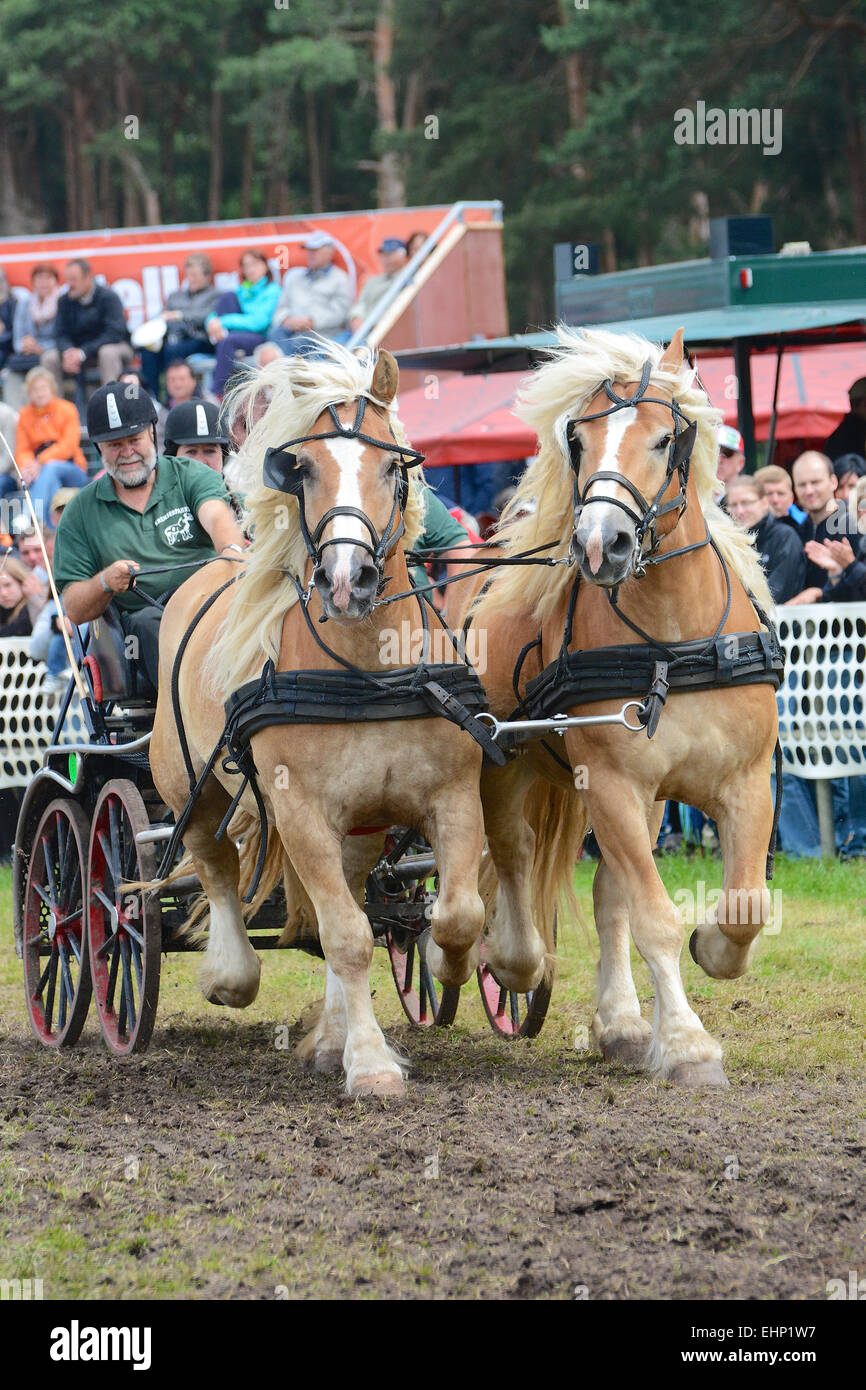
left=149, top=345, right=486, bottom=1097
left=461, top=327, right=779, bottom=1086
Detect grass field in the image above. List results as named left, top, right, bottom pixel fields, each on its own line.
left=1, top=850, right=864, bottom=1300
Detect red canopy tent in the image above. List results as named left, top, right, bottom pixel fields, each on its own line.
left=397, top=343, right=865, bottom=464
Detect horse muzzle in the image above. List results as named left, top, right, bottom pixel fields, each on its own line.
left=571, top=511, right=637, bottom=588
left=313, top=549, right=380, bottom=620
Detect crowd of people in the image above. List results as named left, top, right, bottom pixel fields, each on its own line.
left=1, top=237, right=865, bottom=861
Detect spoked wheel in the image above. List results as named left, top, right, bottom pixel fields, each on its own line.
left=87, top=779, right=160, bottom=1057
left=387, top=928, right=460, bottom=1028
left=22, top=799, right=92, bottom=1048
left=477, top=917, right=557, bottom=1040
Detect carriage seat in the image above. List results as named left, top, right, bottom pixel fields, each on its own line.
left=82, top=603, right=157, bottom=705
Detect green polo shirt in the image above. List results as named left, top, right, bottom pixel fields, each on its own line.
left=409, top=487, right=471, bottom=585
left=53, top=454, right=231, bottom=612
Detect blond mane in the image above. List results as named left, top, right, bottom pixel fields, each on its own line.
left=477, top=325, right=772, bottom=623
left=208, top=342, right=425, bottom=698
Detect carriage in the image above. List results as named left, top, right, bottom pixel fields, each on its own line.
left=13, top=603, right=553, bottom=1058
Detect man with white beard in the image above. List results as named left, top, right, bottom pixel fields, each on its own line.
left=53, top=381, right=245, bottom=691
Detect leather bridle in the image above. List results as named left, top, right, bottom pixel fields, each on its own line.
left=567, top=358, right=699, bottom=577
left=262, top=396, right=425, bottom=590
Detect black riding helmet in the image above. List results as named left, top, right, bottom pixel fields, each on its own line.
left=164, top=399, right=230, bottom=461
left=86, top=381, right=158, bottom=445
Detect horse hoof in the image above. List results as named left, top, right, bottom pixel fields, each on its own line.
left=350, top=1072, right=407, bottom=1099
left=601, top=1037, right=649, bottom=1066
left=313, top=1050, right=344, bottom=1075
left=667, top=1060, right=730, bottom=1088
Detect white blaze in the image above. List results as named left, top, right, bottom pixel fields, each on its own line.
left=323, top=436, right=368, bottom=585
left=581, top=406, right=639, bottom=563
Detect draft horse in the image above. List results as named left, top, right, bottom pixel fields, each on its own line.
left=462, top=327, right=781, bottom=1086
left=150, top=345, right=486, bottom=1097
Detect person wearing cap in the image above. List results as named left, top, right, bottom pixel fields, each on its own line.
left=163, top=400, right=230, bottom=474
left=715, top=424, right=745, bottom=505
left=268, top=233, right=352, bottom=356
left=53, top=381, right=245, bottom=691
left=139, top=254, right=219, bottom=398
left=349, top=239, right=409, bottom=336
left=823, top=377, right=866, bottom=463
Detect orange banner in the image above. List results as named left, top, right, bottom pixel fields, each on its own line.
left=0, top=205, right=497, bottom=330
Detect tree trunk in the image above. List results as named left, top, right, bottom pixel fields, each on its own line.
left=116, top=148, right=162, bottom=225
left=373, top=0, right=404, bottom=207
left=843, top=77, right=866, bottom=242
left=72, top=87, right=96, bottom=229
left=306, top=91, right=324, bottom=212
left=208, top=86, right=224, bottom=221
left=557, top=0, right=586, bottom=180
left=240, top=122, right=254, bottom=217
left=62, top=115, right=80, bottom=229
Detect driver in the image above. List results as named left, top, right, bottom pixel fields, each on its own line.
left=53, top=381, right=246, bottom=691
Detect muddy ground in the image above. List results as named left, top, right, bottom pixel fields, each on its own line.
left=1, top=1011, right=863, bottom=1301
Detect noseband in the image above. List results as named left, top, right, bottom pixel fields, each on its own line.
left=262, top=396, right=425, bottom=589
left=567, top=358, right=698, bottom=576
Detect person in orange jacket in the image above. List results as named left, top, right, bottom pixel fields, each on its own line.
left=13, top=367, right=89, bottom=528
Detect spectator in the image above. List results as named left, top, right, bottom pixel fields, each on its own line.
left=205, top=250, right=281, bottom=398
left=139, top=253, right=219, bottom=397
left=799, top=474, right=866, bottom=604
left=2, top=264, right=62, bottom=408
left=714, top=424, right=745, bottom=504
left=0, top=552, right=46, bottom=637
left=17, top=527, right=53, bottom=585
left=43, top=259, right=133, bottom=391
left=753, top=464, right=806, bottom=528
left=349, top=239, right=408, bottom=336
left=0, top=269, right=15, bottom=373
left=0, top=399, right=19, bottom=502
left=823, top=376, right=866, bottom=462
left=832, top=452, right=866, bottom=504
left=15, top=367, right=89, bottom=525
left=253, top=342, right=283, bottom=369
left=787, top=451, right=848, bottom=604
left=269, top=232, right=352, bottom=355
left=725, top=476, right=806, bottom=604
left=405, top=231, right=429, bottom=260
left=163, top=359, right=214, bottom=409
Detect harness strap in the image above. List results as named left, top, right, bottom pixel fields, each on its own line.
left=171, top=574, right=241, bottom=792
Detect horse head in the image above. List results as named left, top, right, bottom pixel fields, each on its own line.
left=261, top=349, right=423, bottom=622
left=567, top=329, right=697, bottom=588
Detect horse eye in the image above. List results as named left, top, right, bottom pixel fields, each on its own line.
left=656, top=435, right=672, bottom=450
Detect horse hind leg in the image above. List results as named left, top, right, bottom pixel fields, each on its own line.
left=422, top=782, right=486, bottom=989
left=181, top=785, right=262, bottom=1008
left=477, top=761, right=547, bottom=993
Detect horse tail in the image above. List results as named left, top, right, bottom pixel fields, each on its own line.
left=523, top=777, right=587, bottom=954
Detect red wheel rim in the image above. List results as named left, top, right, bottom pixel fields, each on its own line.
left=476, top=922, right=555, bottom=1041
left=88, top=780, right=159, bottom=1057
left=386, top=931, right=458, bottom=1027
left=22, top=800, right=92, bottom=1048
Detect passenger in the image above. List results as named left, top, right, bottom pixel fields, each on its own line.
left=52, top=382, right=245, bottom=692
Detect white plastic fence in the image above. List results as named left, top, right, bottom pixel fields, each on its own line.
left=773, top=602, right=866, bottom=780
left=0, top=639, right=85, bottom=791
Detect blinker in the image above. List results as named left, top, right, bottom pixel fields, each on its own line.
left=263, top=446, right=304, bottom=496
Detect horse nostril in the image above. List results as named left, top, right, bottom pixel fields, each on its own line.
left=354, top=563, right=380, bottom=597
left=608, top=530, right=634, bottom=563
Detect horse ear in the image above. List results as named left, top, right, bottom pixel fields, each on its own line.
left=661, top=327, right=685, bottom=369
left=371, top=349, right=399, bottom=404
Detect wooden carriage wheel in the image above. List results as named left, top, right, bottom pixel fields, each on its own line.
left=87, top=779, right=161, bottom=1056
left=22, top=799, right=92, bottom=1048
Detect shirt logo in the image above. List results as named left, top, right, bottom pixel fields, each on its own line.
left=163, top=508, right=194, bottom=545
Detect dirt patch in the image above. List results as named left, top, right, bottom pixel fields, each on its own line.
left=1, top=1016, right=862, bottom=1300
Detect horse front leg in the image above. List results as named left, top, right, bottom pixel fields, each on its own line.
left=273, top=804, right=406, bottom=1097
left=422, top=778, right=486, bottom=989
left=587, top=776, right=728, bottom=1087
left=591, top=855, right=652, bottom=1065
left=690, top=763, right=776, bottom=979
